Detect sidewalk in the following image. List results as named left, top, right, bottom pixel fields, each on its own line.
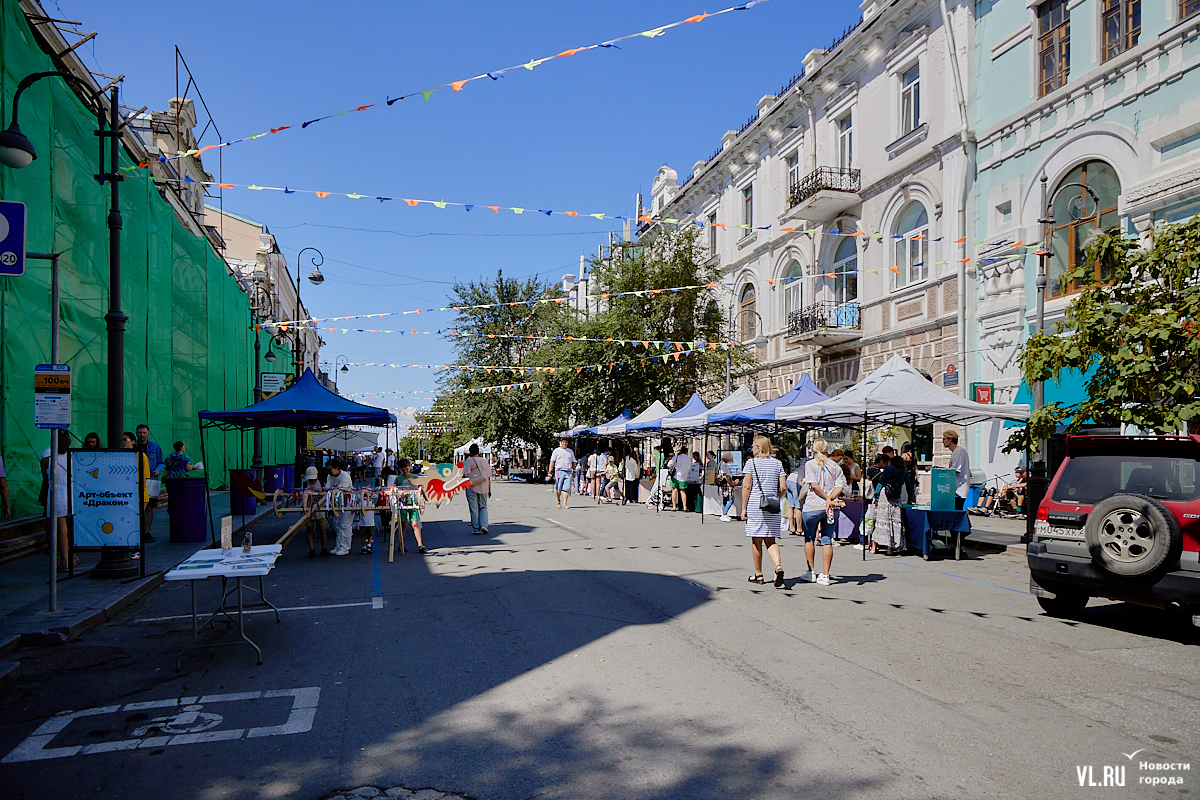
left=0, top=490, right=252, bottom=658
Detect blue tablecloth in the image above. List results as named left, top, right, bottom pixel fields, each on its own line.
left=902, top=507, right=971, bottom=558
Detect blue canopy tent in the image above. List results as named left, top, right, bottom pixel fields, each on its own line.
left=577, top=409, right=632, bottom=438
left=707, top=374, right=830, bottom=432
left=629, top=393, right=708, bottom=435
left=196, top=370, right=396, bottom=542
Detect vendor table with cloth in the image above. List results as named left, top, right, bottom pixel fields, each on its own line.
left=902, top=507, right=971, bottom=560
left=165, top=545, right=282, bottom=670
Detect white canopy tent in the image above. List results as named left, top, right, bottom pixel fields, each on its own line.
left=775, top=355, right=1030, bottom=426
left=309, top=428, right=382, bottom=452
left=662, top=385, right=759, bottom=432
left=453, top=437, right=494, bottom=459
left=598, top=400, right=673, bottom=437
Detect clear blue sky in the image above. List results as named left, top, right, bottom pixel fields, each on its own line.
left=54, top=0, right=859, bottom=427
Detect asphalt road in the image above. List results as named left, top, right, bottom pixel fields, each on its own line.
left=0, top=483, right=1196, bottom=800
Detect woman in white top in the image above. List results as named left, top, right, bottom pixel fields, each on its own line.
left=741, top=435, right=788, bottom=588
left=41, top=429, right=73, bottom=569
left=463, top=442, right=492, bottom=535
left=801, top=439, right=847, bottom=586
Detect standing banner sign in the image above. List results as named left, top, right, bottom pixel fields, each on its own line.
left=69, top=449, right=143, bottom=548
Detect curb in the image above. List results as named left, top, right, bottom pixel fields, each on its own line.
left=14, top=574, right=165, bottom=653
left=0, top=661, right=20, bottom=691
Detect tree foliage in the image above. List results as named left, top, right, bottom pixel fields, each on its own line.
left=1015, top=217, right=1200, bottom=446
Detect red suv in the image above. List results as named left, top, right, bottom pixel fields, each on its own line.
left=1027, top=434, right=1200, bottom=625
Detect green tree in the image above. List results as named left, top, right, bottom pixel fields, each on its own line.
left=1015, top=217, right=1200, bottom=445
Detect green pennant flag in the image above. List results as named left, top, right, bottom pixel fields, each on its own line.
left=421, top=88, right=437, bottom=101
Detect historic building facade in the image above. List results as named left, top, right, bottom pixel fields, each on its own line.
left=646, top=0, right=975, bottom=460
left=970, top=0, right=1200, bottom=477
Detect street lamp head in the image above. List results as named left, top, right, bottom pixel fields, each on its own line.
left=340, top=364, right=348, bottom=373
left=0, top=122, right=36, bottom=169
left=753, top=333, right=768, bottom=350
left=264, top=348, right=277, bottom=363
left=307, top=267, right=325, bottom=285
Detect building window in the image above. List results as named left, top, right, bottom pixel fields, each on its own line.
left=837, top=114, right=854, bottom=170
left=739, top=284, right=757, bottom=342
left=893, top=202, right=930, bottom=288
left=832, top=238, right=858, bottom=306
left=707, top=213, right=718, bottom=257
left=1048, top=160, right=1121, bottom=298
left=782, top=260, right=804, bottom=323
left=742, top=185, right=753, bottom=237
left=1038, top=0, right=1071, bottom=96
left=786, top=152, right=801, bottom=188
left=900, top=64, right=920, bottom=135
left=1185, top=0, right=1200, bottom=20
left=1102, top=0, right=1140, bottom=61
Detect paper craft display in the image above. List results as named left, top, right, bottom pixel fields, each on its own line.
left=70, top=450, right=142, bottom=548
left=406, top=462, right=469, bottom=507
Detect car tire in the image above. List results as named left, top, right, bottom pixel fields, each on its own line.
left=1037, top=592, right=1089, bottom=618
left=1084, top=493, right=1181, bottom=579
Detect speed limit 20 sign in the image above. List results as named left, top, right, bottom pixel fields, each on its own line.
left=0, top=200, right=27, bottom=277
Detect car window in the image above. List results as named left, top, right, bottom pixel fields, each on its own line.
left=1053, top=454, right=1200, bottom=503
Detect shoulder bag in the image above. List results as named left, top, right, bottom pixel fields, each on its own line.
left=465, top=457, right=487, bottom=489
left=751, top=458, right=781, bottom=515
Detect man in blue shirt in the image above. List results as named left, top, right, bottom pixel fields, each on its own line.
left=136, top=424, right=165, bottom=542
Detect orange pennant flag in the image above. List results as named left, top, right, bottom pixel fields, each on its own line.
left=684, top=12, right=710, bottom=23
left=766, top=279, right=775, bottom=285
left=405, top=199, right=419, bottom=206
left=957, top=258, right=972, bottom=263
left=712, top=222, right=725, bottom=229
left=565, top=210, right=579, bottom=217
left=778, top=227, right=793, bottom=232
left=954, top=236, right=966, bottom=243
left=488, top=206, right=500, bottom=213
left=218, top=183, right=234, bottom=188
left=652, top=289, right=663, bottom=294
left=889, top=265, right=900, bottom=273
left=194, top=144, right=219, bottom=157
left=356, top=105, right=373, bottom=111
left=315, top=191, right=331, bottom=198
left=451, top=80, right=468, bottom=92
left=848, top=231, right=864, bottom=236
left=557, top=47, right=585, bottom=57
left=638, top=216, right=653, bottom=223
left=577, top=367, right=583, bottom=374
left=824, top=272, right=836, bottom=278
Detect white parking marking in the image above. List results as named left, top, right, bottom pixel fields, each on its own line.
left=1, top=687, right=321, bottom=763
left=134, top=601, right=372, bottom=623
left=371, top=596, right=384, bottom=609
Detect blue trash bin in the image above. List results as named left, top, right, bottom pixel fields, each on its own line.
left=229, top=469, right=257, bottom=515
left=265, top=465, right=285, bottom=493
left=168, top=478, right=209, bottom=543
left=280, top=463, right=295, bottom=491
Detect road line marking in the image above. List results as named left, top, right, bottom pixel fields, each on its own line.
left=134, top=601, right=373, bottom=623
left=372, top=596, right=384, bottom=609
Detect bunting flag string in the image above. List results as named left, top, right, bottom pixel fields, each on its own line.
left=122, top=2, right=771, bottom=171
left=334, top=344, right=722, bottom=378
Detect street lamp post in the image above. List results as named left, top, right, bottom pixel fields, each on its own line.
left=1027, top=174, right=1101, bottom=541
left=725, top=295, right=768, bottom=396
left=249, top=285, right=274, bottom=484
left=334, top=355, right=349, bottom=393
left=0, top=71, right=127, bottom=450
left=292, top=247, right=324, bottom=378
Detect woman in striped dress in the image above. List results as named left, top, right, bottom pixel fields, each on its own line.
left=742, top=435, right=788, bottom=588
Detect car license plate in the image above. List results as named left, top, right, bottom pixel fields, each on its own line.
left=1035, top=520, right=1085, bottom=540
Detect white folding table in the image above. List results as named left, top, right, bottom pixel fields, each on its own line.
left=165, top=544, right=283, bottom=671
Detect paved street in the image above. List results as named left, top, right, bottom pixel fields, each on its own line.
left=0, top=483, right=1195, bottom=800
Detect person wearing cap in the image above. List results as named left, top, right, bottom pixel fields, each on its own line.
left=942, top=430, right=970, bottom=510
left=998, top=466, right=1028, bottom=515
left=302, top=466, right=330, bottom=558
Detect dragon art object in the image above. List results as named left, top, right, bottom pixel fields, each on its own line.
left=406, top=461, right=470, bottom=507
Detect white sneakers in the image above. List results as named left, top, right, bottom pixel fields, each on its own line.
left=720, top=514, right=731, bottom=522
left=799, top=571, right=816, bottom=583
left=331, top=548, right=350, bottom=556
left=816, top=573, right=832, bottom=585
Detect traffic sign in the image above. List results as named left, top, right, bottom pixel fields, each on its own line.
left=943, top=362, right=959, bottom=387
left=0, top=200, right=27, bottom=277
left=35, top=364, right=71, bottom=429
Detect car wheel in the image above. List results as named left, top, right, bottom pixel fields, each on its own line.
left=1084, top=493, right=1181, bottom=579
left=1037, top=592, right=1089, bottom=618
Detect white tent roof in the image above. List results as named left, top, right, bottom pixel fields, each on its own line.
left=662, top=385, right=759, bottom=430
left=310, top=428, right=381, bottom=452
left=598, top=400, right=672, bottom=436
left=453, top=437, right=493, bottom=458
left=775, top=355, right=1031, bottom=426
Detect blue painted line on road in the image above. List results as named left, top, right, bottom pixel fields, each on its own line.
left=883, top=556, right=1026, bottom=594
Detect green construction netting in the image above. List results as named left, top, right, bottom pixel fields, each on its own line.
left=0, top=0, right=295, bottom=516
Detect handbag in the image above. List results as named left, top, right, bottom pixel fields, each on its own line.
left=750, top=459, right=781, bottom=514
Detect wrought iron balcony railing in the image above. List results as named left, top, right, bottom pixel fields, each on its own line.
left=787, top=301, right=860, bottom=337
left=787, top=166, right=861, bottom=207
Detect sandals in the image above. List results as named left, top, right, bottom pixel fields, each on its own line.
left=773, top=567, right=785, bottom=588
left=747, top=574, right=764, bottom=584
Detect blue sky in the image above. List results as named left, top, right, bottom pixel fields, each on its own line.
left=55, top=0, right=859, bottom=426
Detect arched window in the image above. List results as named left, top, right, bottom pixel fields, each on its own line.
left=893, top=202, right=930, bottom=288
left=1049, top=160, right=1121, bottom=298
left=782, top=260, right=804, bottom=322
left=832, top=238, right=858, bottom=306
left=739, top=284, right=757, bottom=342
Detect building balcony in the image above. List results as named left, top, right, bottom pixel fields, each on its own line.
left=787, top=301, right=861, bottom=348
left=784, top=166, right=861, bottom=222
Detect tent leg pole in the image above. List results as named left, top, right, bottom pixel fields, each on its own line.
left=862, top=417, right=868, bottom=562
left=200, top=419, right=216, bottom=546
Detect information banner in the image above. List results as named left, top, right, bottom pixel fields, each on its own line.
left=69, top=449, right=142, bottom=548
left=261, top=372, right=290, bottom=398
left=34, top=364, right=71, bottom=429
